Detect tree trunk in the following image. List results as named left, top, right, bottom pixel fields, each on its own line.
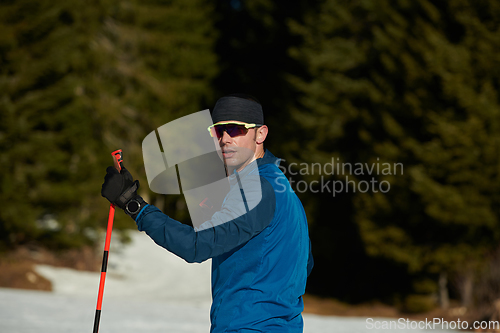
left=439, top=271, right=450, bottom=309
left=461, top=271, right=473, bottom=308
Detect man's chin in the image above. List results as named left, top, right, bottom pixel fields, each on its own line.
left=222, top=157, right=242, bottom=167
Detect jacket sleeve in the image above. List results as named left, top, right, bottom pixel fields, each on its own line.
left=135, top=176, right=276, bottom=263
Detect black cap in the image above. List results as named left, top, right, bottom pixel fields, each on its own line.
left=211, top=95, right=264, bottom=124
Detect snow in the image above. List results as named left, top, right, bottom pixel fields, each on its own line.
left=0, top=287, right=208, bottom=333
left=0, top=231, right=456, bottom=332
left=34, top=231, right=212, bottom=306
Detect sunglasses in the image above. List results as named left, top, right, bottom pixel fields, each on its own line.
left=207, top=122, right=262, bottom=139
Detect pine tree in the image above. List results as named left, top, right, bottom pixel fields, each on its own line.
left=0, top=0, right=218, bottom=251
left=288, top=0, right=500, bottom=303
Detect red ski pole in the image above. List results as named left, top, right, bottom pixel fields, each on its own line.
left=93, top=149, right=123, bottom=333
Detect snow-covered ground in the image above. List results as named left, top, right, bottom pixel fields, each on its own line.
left=0, top=231, right=457, bottom=332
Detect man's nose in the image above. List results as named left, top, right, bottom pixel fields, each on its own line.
left=221, top=130, right=232, bottom=144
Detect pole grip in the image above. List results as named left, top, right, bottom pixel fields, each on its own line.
left=111, top=149, right=123, bottom=171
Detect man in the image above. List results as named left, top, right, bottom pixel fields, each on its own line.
left=101, top=94, right=314, bottom=332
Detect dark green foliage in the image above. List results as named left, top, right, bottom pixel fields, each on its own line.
left=288, top=0, right=500, bottom=302
left=0, top=0, right=217, bottom=251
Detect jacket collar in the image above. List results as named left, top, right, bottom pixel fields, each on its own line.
left=256, top=149, right=281, bottom=168
left=228, top=149, right=280, bottom=186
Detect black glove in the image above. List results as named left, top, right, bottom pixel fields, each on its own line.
left=101, top=165, right=146, bottom=219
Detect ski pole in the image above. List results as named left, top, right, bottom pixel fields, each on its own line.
left=93, top=149, right=123, bottom=333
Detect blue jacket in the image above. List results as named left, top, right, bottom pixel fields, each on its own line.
left=135, top=150, right=313, bottom=332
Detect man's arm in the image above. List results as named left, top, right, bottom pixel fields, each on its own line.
left=135, top=176, right=276, bottom=263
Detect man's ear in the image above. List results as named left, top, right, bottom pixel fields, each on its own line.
left=256, top=125, right=268, bottom=144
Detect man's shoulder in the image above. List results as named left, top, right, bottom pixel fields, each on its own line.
left=256, top=149, right=284, bottom=176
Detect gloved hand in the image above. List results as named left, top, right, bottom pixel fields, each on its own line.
left=101, top=165, right=146, bottom=219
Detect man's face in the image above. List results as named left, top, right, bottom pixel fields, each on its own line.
left=213, top=121, right=258, bottom=172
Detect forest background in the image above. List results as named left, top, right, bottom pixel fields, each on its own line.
left=1, top=0, right=500, bottom=317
